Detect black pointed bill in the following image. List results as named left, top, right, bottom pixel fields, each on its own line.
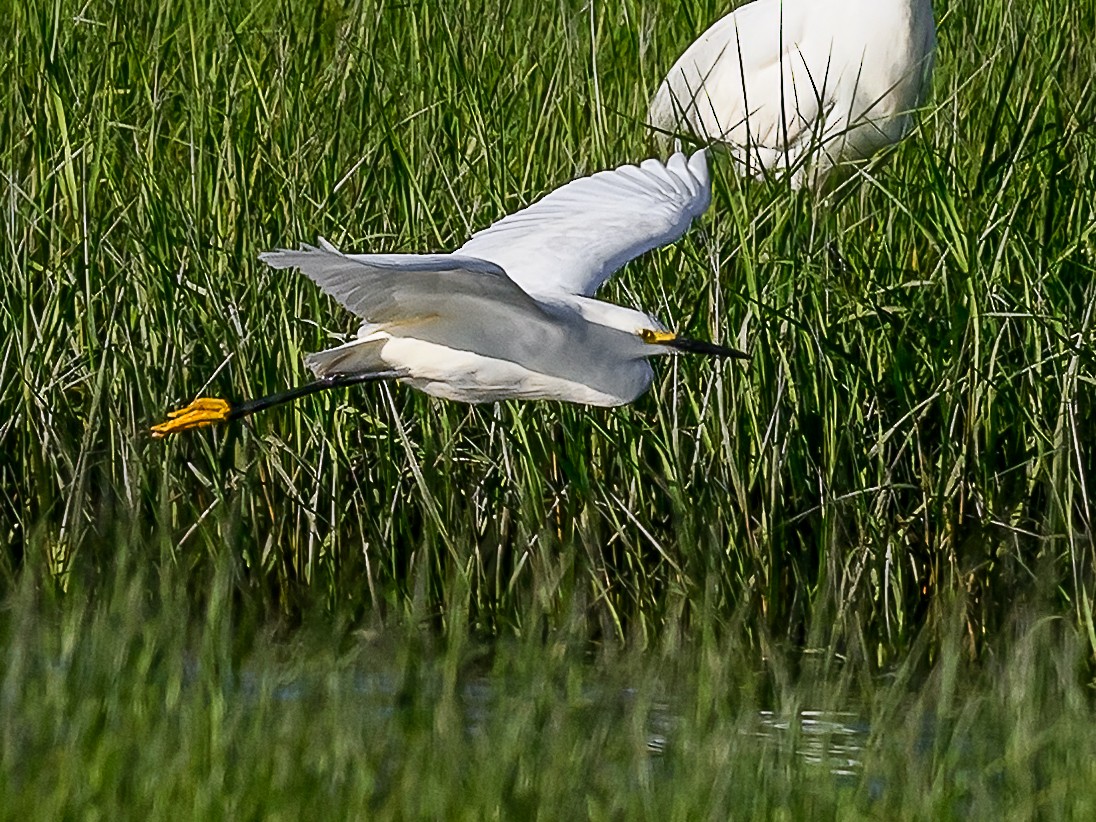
left=640, top=329, right=748, bottom=360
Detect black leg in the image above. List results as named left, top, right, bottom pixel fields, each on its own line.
left=228, top=370, right=407, bottom=420
left=152, top=370, right=407, bottom=437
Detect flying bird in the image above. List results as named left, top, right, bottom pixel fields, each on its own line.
left=152, top=150, right=745, bottom=437
left=648, top=0, right=936, bottom=188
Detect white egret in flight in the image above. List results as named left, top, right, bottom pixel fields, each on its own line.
left=648, top=0, right=936, bottom=188
left=152, top=150, right=745, bottom=437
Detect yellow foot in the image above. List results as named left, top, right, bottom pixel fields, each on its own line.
left=151, top=398, right=233, bottom=438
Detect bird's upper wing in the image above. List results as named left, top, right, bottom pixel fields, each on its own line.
left=260, top=239, right=560, bottom=340
left=453, top=150, right=711, bottom=298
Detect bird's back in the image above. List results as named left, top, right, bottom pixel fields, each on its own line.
left=648, top=0, right=816, bottom=159
left=649, top=0, right=935, bottom=187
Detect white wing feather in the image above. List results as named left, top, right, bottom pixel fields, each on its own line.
left=260, top=240, right=553, bottom=327
left=455, top=150, right=711, bottom=297
left=259, top=241, right=574, bottom=360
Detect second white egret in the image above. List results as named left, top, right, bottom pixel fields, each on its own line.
left=152, top=150, right=745, bottom=436
left=648, top=0, right=936, bottom=189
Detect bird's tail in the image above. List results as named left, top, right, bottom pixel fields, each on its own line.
left=305, top=336, right=390, bottom=379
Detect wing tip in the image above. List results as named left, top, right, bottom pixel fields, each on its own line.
left=259, top=236, right=343, bottom=268
left=686, top=149, right=712, bottom=214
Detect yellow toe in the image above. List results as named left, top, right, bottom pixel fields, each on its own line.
left=151, top=398, right=233, bottom=438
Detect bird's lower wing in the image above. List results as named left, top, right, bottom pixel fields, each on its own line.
left=259, top=240, right=572, bottom=359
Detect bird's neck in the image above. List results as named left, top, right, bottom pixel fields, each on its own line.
left=534, top=293, right=657, bottom=340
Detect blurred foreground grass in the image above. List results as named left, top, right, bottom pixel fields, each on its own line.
left=3, top=556, right=1096, bottom=817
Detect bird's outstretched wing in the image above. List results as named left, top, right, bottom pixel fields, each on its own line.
left=260, top=238, right=555, bottom=323
left=454, top=150, right=711, bottom=298
left=259, top=239, right=571, bottom=356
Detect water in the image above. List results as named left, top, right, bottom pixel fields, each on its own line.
left=231, top=657, right=872, bottom=781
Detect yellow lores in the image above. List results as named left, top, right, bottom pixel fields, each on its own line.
left=152, top=151, right=747, bottom=436
left=640, top=329, right=678, bottom=345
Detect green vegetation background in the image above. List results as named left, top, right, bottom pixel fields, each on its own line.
left=2, top=0, right=1096, bottom=815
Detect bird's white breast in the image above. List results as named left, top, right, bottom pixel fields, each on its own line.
left=374, top=335, right=654, bottom=407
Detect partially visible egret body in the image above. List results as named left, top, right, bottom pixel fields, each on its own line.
left=648, top=0, right=936, bottom=188
left=152, top=150, right=745, bottom=436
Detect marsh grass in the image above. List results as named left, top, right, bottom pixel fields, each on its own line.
left=3, top=0, right=1096, bottom=674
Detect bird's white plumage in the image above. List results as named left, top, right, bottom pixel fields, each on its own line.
left=648, top=0, right=936, bottom=188
left=258, top=150, right=728, bottom=407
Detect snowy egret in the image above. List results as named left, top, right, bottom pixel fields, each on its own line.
left=151, top=150, right=745, bottom=437
left=648, top=0, right=936, bottom=188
